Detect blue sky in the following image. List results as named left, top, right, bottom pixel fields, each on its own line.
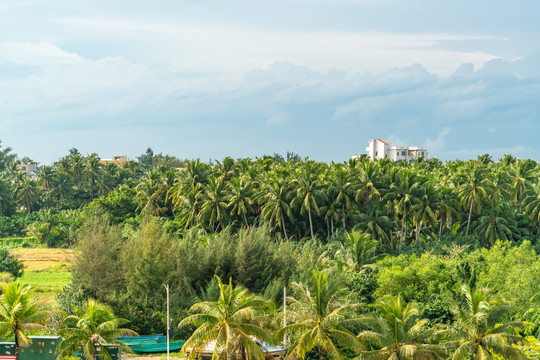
left=1, top=0, right=540, bottom=163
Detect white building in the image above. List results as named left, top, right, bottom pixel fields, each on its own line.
left=363, top=139, right=428, bottom=161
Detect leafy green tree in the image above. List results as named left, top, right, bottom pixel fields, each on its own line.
left=436, top=284, right=528, bottom=360
left=179, top=276, right=274, bottom=360
left=357, top=294, right=439, bottom=360
left=73, top=218, right=125, bottom=300
left=0, top=248, right=23, bottom=278
left=279, top=270, right=362, bottom=360
left=0, top=282, right=50, bottom=360
left=56, top=299, right=136, bottom=360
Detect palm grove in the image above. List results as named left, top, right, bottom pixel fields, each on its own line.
left=0, top=141, right=539, bottom=359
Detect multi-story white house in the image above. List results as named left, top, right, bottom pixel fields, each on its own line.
left=363, top=139, right=428, bottom=161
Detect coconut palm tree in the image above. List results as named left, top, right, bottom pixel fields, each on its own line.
left=278, top=270, right=363, bottom=360
left=473, top=203, right=516, bottom=246
left=0, top=282, right=50, bottom=360
left=291, top=161, right=326, bottom=239
left=259, top=178, right=293, bottom=240
left=457, top=166, right=492, bottom=237
left=354, top=203, right=391, bottom=245
left=84, top=153, right=102, bottom=199
left=14, top=176, right=40, bottom=213
left=56, top=299, right=136, bottom=360
left=329, top=163, right=356, bottom=230
left=386, top=170, right=422, bottom=250
left=336, top=231, right=386, bottom=273
left=522, top=183, right=540, bottom=235
left=357, top=294, right=440, bottom=360
left=179, top=276, right=274, bottom=360
left=226, top=177, right=254, bottom=227
left=436, top=284, right=528, bottom=359
left=410, top=182, right=441, bottom=242
left=198, top=176, right=229, bottom=233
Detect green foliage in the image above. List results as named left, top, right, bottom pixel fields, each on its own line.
left=82, top=185, right=138, bottom=224
left=179, top=276, right=274, bottom=360
left=0, top=248, right=23, bottom=278
left=72, top=217, right=125, bottom=300
left=0, top=237, right=39, bottom=248
left=56, top=299, right=136, bottom=360
left=374, top=253, right=456, bottom=304
left=0, top=281, right=50, bottom=359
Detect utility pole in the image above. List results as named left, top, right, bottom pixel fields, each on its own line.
left=283, top=287, right=287, bottom=349
left=164, top=284, right=170, bottom=360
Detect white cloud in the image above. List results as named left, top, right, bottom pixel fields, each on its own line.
left=267, top=113, right=290, bottom=126
left=0, top=41, right=83, bottom=66
left=53, top=16, right=501, bottom=78
left=386, top=134, right=407, bottom=146
left=424, top=127, right=450, bottom=152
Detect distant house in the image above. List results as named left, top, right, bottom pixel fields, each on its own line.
left=16, top=163, right=38, bottom=177
left=99, top=155, right=128, bottom=165
left=362, top=139, right=428, bottom=161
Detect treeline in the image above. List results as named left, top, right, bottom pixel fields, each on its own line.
left=1, top=140, right=540, bottom=249
left=65, top=219, right=540, bottom=340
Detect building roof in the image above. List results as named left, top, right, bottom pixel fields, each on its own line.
left=369, top=139, right=390, bottom=145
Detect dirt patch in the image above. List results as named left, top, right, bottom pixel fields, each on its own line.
left=13, top=248, right=78, bottom=262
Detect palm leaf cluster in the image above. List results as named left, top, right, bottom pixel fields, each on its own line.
left=181, top=273, right=531, bottom=360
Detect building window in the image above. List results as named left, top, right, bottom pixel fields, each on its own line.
left=401, top=151, right=406, bottom=156
left=375, top=151, right=378, bottom=156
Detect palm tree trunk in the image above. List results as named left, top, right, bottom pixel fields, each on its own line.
left=439, top=217, right=444, bottom=240
left=242, top=211, right=249, bottom=227
left=281, top=213, right=289, bottom=241
left=466, top=199, right=474, bottom=237
left=318, top=344, right=323, bottom=360
left=308, top=209, right=314, bottom=239
left=400, top=204, right=407, bottom=252
left=14, top=334, right=19, bottom=360
left=331, top=218, right=334, bottom=236
left=326, top=219, right=330, bottom=238
left=416, top=222, right=423, bottom=242
left=342, top=203, right=346, bottom=229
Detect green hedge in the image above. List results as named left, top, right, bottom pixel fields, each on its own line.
left=0, top=237, right=39, bottom=248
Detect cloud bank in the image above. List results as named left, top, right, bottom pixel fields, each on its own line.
left=1, top=40, right=539, bottom=163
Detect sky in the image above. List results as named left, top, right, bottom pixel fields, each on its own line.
left=1, top=0, right=540, bottom=164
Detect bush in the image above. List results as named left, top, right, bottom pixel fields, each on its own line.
left=0, top=247, right=24, bottom=278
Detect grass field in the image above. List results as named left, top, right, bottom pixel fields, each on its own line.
left=12, top=248, right=77, bottom=303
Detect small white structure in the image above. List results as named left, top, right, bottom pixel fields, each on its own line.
left=364, top=139, right=428, bottom=161
left=16, top=163, right=38, bottom=177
